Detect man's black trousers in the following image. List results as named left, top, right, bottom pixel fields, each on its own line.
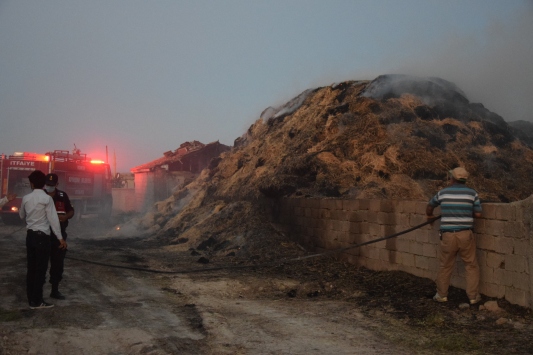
left=49, top=232, right=67, bottom=286
left=26, top=230, right=51, bottom=305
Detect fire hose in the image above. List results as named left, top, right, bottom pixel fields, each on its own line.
left=64, top=215, right=442, bottom=274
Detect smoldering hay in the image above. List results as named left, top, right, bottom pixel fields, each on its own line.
left=138, top=74, right=533, bottom=254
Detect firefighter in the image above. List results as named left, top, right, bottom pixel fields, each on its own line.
left=45, top=173, right=75, bottom=300
left=0, top=193, right=16, bottom=208
left=19, top=170, right=66, bottom=309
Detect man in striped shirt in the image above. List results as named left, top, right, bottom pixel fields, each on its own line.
left=426, top=167, right=482, bottom=305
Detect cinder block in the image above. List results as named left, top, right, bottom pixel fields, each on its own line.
left=360, top=222, right=370, bottom=234
left=415, top=201, right=428, bottom=215
left=513, top=239, right=529, bottom=256
left=480, top=283, right=506, bottom=298
left=422, top=243, right=437, bottom=258
left=367, top=211, right=379, bottom=223
left=372, top=239, right=387, bottom=249
left=358, top=199, right=370, bottom=210
left=415, top=230, right=430, bottom=244
left=410, top=242, right=424, bottom=256
left=486, top=252, right=505, bottom=269
left=505, top=287, right=529, bottom=308
left=377, top=212, right=396, bottom=225
left=380, top=200, right=395, bottom=212
left=349, top=211, right=367, bottom=222
left=501, top=270, right=514, bottom=287
left=367, top=247, right=381, bottom=260
left=369, top=199, right=381, bottom=212
left=428, top=258, right=440, bottom=273
left=400, top=252, right=416, bottom=267
left=415, top=255, right=430, bottom=270
left=473, top=219, right=485, bottom=234
left=498, top=237, right=515, bottom=255
left=399, top=228, right=416, bottom=241
left=397, top=239, right=411, bottom=253
left=380, top=249, right=393, bottom=262
left=504, top=221, right=524, bottom=238
left=482, top=203, right=498, bottom=219
left=340, top=221, right=351, bottom=233
left=304, top=207, right=312, bottom=218
left=484, top=219, right=506, bottom=237
left=342, top=199, right=359, bottom=211
left=320, top=199, right=336, bottom=210
left=512, top=272, right=530, bottom=291
left=334, top=199, right=343, bottom=210
left=480, top=266, right=494, bottom=282
left=396, top=213, right=411, bottom=227
left=331, top=210, right=348, bottom=222
left=397, top=200, right=411, bottom=213
left=319, top=209, right=331, bottom=219
left=515, top=205, right=526, bottom=223
left=368, top=223, right=381, bottom=237
left=306, top=198, right=320, bottom=209
left=359, top=246, right=370, bottom=258
left=495, top=205, right=516, bottom=221
left=476, top=234, right=495, bottom=251
left=349, top=222, right=361, bottom=234
left=409, top=214, right=427, bottom=227
left=505, top=254, right=528, bottom=273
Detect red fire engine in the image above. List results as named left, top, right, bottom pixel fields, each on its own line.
left=0, top=149, right=113, bottom=224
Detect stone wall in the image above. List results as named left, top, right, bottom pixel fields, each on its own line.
left=275, top=196, right=533, bottom=308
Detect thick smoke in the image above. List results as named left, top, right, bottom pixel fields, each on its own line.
left=384, top=5, right=533, bottom=123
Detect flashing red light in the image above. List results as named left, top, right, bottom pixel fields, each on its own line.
left=90, top=159, right=105, bottom=164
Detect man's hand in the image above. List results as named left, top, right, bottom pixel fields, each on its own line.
left=58, top=239, right=68, bottom=250
left=7, top=193, right=16, bottom=201
left=58, top=214, right=68, bottom=223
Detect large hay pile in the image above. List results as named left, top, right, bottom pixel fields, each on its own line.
left=141, top=74, right=533, bottom=255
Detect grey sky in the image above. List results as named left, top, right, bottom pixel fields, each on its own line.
left=1, top=0, right=531, bottom=172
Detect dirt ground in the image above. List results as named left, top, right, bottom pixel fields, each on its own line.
left=1, top=218, right=532, bottom=355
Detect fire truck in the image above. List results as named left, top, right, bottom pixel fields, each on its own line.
left=0, top=149, right=113, bottom=225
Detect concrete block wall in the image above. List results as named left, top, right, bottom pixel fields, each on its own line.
left=275, top=196, right=533, bottom=308
left=111, top=188, right=136, bottom=214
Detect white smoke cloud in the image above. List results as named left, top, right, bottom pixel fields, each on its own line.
left=385, top=5, right=533, bottom=123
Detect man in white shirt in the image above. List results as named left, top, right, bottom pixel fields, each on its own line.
left=0, top=193, right=16, bottom=208
left=19, top=170, right=67, bottom=309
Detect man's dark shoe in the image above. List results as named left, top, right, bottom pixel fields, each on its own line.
left=50, top=291, right=66, bottom=300
left=29, top=301, right=54, bottom=310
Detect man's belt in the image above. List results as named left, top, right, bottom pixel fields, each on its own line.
left=28, top=229, right=49, bottom=236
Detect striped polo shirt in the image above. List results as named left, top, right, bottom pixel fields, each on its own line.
left=428, top=184, right=482, bottom=231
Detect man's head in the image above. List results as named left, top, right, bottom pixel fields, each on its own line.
left=449, top=167, right=469, bottom=183
left=45, top=173, right=58, bottom=193
left=28, top=170, right=46, bottom=189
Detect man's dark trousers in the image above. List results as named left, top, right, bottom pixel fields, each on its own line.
left=49, top=232, right=67, bottom=288
left=26, top=230, right=51, bottom=305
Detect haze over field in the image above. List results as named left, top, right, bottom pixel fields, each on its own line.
left=0, top=0, right=531, bottom=172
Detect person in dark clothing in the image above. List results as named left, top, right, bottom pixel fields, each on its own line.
left=44, top=173, right=74, bottom=300
left=19, top=170, right=66, bottom=309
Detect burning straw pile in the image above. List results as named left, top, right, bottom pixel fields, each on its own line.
left=142, top=74, right=533, bottom=254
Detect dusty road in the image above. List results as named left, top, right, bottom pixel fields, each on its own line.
left=0, top=220, right=413, bottom=355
